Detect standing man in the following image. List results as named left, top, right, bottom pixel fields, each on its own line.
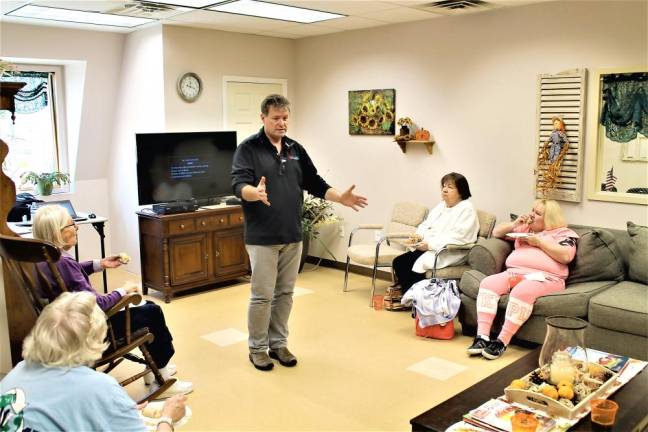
left=232, top=94, right=368, bottom=371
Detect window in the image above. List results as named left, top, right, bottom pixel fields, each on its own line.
left=0, top=64, right=68, bottom=191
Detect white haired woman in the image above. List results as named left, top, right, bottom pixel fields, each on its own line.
left=31, top=204, right=192, bottom=397
left=0, top=292, right=186, bottom=432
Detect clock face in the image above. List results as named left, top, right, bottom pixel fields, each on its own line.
left=177, top=73, right=201, bottom=102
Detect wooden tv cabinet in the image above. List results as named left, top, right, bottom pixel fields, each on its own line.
left=137, top=206, right=249, bottom=302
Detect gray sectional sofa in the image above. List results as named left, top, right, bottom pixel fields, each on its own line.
left=458, top=222, right=648, bottom=361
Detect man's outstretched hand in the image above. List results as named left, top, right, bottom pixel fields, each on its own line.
left=339, top=185, right=368, bottom=211
left=257, top=176, right=270, bottom=206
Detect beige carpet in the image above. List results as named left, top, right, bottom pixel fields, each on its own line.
left=95, top=265, right=529, bottom=431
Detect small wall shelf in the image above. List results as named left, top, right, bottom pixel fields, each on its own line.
left=396, top=140, right=435, bottom=154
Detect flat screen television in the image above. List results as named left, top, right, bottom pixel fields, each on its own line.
left=135, top=131, right=237, bottom=206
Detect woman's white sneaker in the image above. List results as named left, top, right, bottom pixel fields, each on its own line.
left=151, top=379, right=193, bottom=399
left=144, top=364, right=178, bottom=385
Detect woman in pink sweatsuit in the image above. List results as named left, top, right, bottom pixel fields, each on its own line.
left=467, top=199, right=578, bottom=359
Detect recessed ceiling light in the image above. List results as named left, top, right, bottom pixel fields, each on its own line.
left=207, top=0, right=345, bottom=23
left=7, top=5, right=155, bottom=28
left=145, top=0, right=219, bottom=7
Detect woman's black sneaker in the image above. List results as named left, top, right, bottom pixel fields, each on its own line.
left=467, top=336, right=489, bottom=355
left=482, top=339, right=507, bottom=360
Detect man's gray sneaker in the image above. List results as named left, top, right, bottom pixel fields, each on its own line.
left=249, top=351, right=274, bottom=371
left=269, top=347, right=298, bottom=367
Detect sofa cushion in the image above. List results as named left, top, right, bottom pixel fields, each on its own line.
left=460, top=271, right=614, bottom=317
left=589, top=281, right=648, bottom=337
left=532, top=281, right=616, bottom=317
left=627, top=221, right=648, bottom=284
left=567, top=229, right=624, bottom=284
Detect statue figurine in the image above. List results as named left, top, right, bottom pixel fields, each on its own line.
left=546, top=116, right=569, bottom=163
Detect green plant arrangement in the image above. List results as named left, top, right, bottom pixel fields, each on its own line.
left=302, top=195, right=340, bottom=240
left=20, top=171, right=71, bottom=196
left=300, top=195, right=341, bottom=270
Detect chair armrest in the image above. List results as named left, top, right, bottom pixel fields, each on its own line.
left=105, top=293, right=143, bottom=319
left=383, top=232, right=412, bottom=240
left=348, top=224, right=385, bottom=247
left=356, top=224, right=384, bottom=230
left=467, top=237, right=512, bottom=276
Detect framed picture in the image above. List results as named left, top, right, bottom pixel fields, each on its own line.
left=348, top=89, right=395, bottom=135
left=586, top=67, right=648, bottom=205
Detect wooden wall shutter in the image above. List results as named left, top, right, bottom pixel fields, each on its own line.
left=535, top=69, right=587, bottom=202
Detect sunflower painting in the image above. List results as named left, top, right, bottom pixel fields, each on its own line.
left=348, top=89, right=395, bottom=135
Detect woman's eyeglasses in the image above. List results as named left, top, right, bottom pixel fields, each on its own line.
left=61, top=222, right=77, bottom=230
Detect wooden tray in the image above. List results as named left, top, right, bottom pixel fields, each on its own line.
left=504, top=367, right=618, bottom=419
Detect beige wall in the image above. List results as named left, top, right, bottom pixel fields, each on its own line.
left=108, top=26, right=166, bottom=274
left=294, top=1, right=648, bottom=261
left=162, top=25, right=296, bottom=132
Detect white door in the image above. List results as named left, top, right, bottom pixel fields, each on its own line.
left=224, top=81, right=285, bottom=144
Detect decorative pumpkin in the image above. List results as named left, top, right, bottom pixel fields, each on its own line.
left=415, top=128, right=430, bottom=141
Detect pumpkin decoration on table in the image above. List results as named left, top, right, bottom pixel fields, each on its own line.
left=415, top=128, right=430, bottom=141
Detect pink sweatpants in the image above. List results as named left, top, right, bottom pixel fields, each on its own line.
left=476, top=269, right=565, bottom=345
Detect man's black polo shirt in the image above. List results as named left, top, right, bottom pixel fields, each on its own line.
left=231, top=128, right=331, bottom=245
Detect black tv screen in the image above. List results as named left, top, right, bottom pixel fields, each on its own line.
left=136, top=131, right=237, bottom=205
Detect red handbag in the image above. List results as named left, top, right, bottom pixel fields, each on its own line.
left=415, top=317, right=455, bottom=340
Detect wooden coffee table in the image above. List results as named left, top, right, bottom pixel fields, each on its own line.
left=410, top=348, right=648, bottom=431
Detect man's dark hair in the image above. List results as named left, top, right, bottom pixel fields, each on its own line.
left=261, top=94, right=291, bottom=116
left=441, top=172, right=472, bottom=200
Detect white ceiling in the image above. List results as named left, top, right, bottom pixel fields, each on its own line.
left=0, top=0, right=555, bottom=39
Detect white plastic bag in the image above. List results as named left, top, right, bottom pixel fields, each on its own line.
left=401, top=278, right=460, bottom=327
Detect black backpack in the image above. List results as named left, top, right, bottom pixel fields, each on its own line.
left=8, top=193, right=43, bottom=222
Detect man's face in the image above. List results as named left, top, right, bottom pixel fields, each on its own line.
left=261, top=106, right=289, bottom=143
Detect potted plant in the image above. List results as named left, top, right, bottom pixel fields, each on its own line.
left=301, top=195, right=340, bottom=272
left=20, top=171, right=71, bottom=196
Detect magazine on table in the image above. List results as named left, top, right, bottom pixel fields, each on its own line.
left=463, top=399, right=560, bottom=432
left=565, top=347, right=629, bottom=373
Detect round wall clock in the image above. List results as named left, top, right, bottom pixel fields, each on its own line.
left=177, top=72, right=202, bottom=102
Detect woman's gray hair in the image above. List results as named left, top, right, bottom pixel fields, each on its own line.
left=22, top=292, right=108, bottom=367
left=32, top=205, right=69, bottom=248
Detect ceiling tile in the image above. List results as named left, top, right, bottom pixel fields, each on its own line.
left=0, top=1, right=28, bottom=15
left=273, top=0, right=396, bottom=15
left=166, top=9, right=289, bottom=30
left=359, top=5, right=439, bottom=22
left=254, top=30, right=303, bottom=39
left=30, top=0, right=192, bottom=19
left=309, top=15, right=388, bottom=30
left=270, top=22, right=340, bottom=36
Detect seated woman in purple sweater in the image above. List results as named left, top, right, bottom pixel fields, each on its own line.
left=32, top=204, right=192, bottom=398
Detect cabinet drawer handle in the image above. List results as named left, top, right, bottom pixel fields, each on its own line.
left=180, top=224, right=185, bottom=229
left=214, top=250, right=220, bottom=257
left=238, top=216, right=243, bottom=221
left=205, top=254, right=209, bottom=260
left=201, top=221, right=207, bottom=226
left=220, top=218, right=225, bottom=223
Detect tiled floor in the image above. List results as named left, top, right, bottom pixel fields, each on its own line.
left=96, top=265, right=529, bottom=431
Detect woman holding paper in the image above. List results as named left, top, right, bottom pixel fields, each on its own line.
left=390, top=172, right=479, bottom=301
left=468, top=199, right=578, bottom=359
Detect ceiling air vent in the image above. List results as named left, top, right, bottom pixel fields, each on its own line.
left=106, top=1, right=179, bottom=19
left=420, top=0, right=497, bottom=15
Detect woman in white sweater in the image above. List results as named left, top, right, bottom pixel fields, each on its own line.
left=390, top=172, right=479, bottom=298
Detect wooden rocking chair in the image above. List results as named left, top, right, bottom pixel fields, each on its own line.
left=0, top=233, right=176, bottom=403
